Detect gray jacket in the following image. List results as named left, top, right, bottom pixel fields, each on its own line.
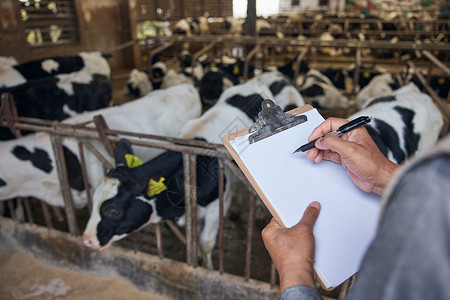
left=281, top=134, right=450, bottom=300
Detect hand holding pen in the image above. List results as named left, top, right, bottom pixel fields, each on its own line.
left=293, top=116, right=372, bottom=153
left=296, top=117, right=399, bottom=195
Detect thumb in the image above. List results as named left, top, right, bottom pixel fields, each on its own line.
left=298, top=201, right=321, bottom=228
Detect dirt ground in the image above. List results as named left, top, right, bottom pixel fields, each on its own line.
left=0, top=249, right=170, bottom=300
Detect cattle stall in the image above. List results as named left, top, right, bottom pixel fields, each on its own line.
left=1, top=39, right=450, bottom=300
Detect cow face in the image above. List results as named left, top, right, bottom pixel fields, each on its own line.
left=83, top=139, right=156, bottom=250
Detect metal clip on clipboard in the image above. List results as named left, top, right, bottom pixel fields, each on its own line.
left=248, top=99, right=308, bottom=144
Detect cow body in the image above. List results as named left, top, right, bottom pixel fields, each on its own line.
left=254, top=71, right=305, bottom=111
left=0, top=52, right=112, bottom=140
left=0, top=84, right=202, bottom=207
left=198, top=68, right=236, bottom=106
left=298, top=69, right=351, bottom=110
left=355, top=73, right=400, bottom=109
left=349, top=83, right=443, bottom=164
left=83, top=79, right=279, bottom=268
left=0, top=51, right=110, bottom=88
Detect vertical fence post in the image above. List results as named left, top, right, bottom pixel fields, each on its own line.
left=156, top=223, right=164, bottom=258
left=189, top=155, right=198, bottom=267
left=183, top=153, right=193, bottom=266
left=218, top=159, right=225, bottom=274
left=50, top=134, right=80, bottom=236
left=245, top=193, right=255, bottom=281
left=78, top=141, right=93, bottom=213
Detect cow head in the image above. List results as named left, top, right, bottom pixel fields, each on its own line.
left=83, top=139, right=157, bottom=250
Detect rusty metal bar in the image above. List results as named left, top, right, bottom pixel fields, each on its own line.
left=421, top=50, right=450, bottom=76
left=109, top=39, right=137, bottom=53
left=141, top=35, right=450, bottom=51
left=156, top=222, right=164, bottom=259
left=407, top=60, right=450, bottom=124
left=293, top=44, right=311, bottom=83
left=0, top=118, right=231, bottom=159
left=165, top=220, right=187, bottom=245
left=81, top=140, right=114, bottom=171
left=41, top=201, right=54, bottom=229
left=183, top=153, right=193, bottom=266
left=7, top=200, right=17, bottom=221
left=1, top=93, right=21, bottom=137
left=130, top=231, right=139, bottom=253
left=245, top=193, right=256, bottom=281
left=189, top=154, right=198, bottom=268
left=192, top=41, right=218, bottom=69
left=23, top=198, right=34, bottom=224
left=148, top=41, right=175, bottom=82
left=218, top=159, right=225, bottom=274
left=78, top=141, right=93, bottom=213
left=52, top=206, right=64, bottom=223
left=243, top=44, right=261, bottom=80
left=93, top=115, right=114, bottom=157
left=353, top=47, right=362, bottom=94
left=50, top=134, right=80, bottom=236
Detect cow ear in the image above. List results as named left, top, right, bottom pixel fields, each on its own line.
left=114, top=139, right=134, bottom=167
left=129, top=174, right=152, bottom=195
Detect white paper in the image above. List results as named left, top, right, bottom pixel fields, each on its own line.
left=230, top=108, right=381, bottom=288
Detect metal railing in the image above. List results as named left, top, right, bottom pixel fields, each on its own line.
left=0, top=95, right=275, bottom=285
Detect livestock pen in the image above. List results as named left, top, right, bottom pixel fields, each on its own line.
left=1, top=37, right=450, bottom=300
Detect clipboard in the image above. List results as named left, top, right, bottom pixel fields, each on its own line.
left=222, top=100, right=381, bottom=290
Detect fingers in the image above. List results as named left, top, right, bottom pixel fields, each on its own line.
left=308, top=118, right=349, bottom=141
left=298, top=201, right=321, bottom=228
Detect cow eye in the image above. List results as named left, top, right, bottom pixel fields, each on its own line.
left=100, top=205, right=124, bottom=221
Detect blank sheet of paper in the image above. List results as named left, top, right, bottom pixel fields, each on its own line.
left=230, top=108, right=381, bottom=288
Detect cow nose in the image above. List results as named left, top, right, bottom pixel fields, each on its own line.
left=82, top=234, right=98, bottom=249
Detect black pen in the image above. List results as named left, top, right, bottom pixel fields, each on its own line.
left=292, top=116, right=372, bottom=154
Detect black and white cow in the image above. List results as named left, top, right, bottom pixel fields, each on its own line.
left=0, top=51, right=110, bottom=88
left=349, top=83, right=443, bottom=164
left=172, top=18, right=200, bottom=36
left=0, top=84, right=202, bottom=208
left=0, top=52, right=112, bottom=140
left=82, top=79, right=280, bottom=268
left=198, top=68, right=236, bottom=106
left=126, top=62, right=168, bottom=97
left=298, top=69, right=351, bottom=110
left=267, top=56, right=310, bottom=83
left=254, top=71, right=305, bottom=111
left=355, top=73, right=400, bottom=109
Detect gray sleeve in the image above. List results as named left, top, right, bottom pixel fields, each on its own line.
left=280, top=286, right=323, bottom=300
left=347, top=155, right=450, bottom=300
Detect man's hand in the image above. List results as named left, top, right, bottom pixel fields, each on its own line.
left=306, top=118, right=399, bottom=195
left=262, top=202, right=321, bottom=292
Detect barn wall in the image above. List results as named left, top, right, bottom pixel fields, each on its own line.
left=136, top=0, right=233, bottom=21
left=0, top=0, right=135, bottom=70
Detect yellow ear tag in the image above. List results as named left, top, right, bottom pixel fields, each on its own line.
left=125, top=154, right=143, bottom=168
left=438, top=77, right=445, bottom=85
left=291, top=62, right=297, bottom=71
left=210, top=62, right=216, bottom=68
left=363, top=71, right=370, bottom=78
left=147, top=177, right=167, bottom=197
left=333, top=72, right=340, bottom=81
left=232, top=65, right=240, bottom=75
